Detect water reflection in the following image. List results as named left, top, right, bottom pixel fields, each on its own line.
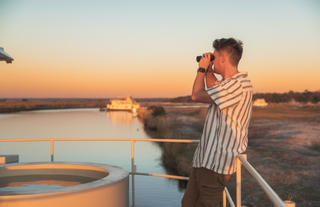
left=106, top=111, right=134, bottom=127
left=0, top=109, right=145, bottom=139
left=0, top=109, right=185, bottom=207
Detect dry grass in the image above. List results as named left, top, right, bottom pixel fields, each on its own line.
left=242, top=105, right=320, bottom=206
left=252, top=104, right=320, bottom=122
left=138, top=103, right=320, bottom=207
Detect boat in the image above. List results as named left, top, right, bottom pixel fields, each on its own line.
left=106, top=96, right=140, bottom=113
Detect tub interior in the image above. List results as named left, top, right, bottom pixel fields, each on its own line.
left=0, top=163, right=109, bottom=195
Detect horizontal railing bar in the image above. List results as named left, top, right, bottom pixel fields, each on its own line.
left=0, top=138, right=199, bottom=143
left=238, top=155, right=285, bottom=207
left=130, top=172, right=189, bottom=180
left=225, top=187, right=235, bottom=207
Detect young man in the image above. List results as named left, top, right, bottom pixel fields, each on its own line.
left=181, top=38, right=253, bottom=207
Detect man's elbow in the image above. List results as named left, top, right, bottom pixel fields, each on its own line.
left=191, top=94, right=198, bottom=102
left=191, top=91, right=214, bottom=104
left=191, top=91, right=202, bottom=102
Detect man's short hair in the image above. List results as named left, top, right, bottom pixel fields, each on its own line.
left=213, top=38, right=243, bottom=66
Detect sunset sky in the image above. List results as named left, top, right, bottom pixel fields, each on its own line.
left=0, top=0, right=319, bottom=98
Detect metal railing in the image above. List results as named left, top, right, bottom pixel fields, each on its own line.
left=0, top=138, right=295, bottom=207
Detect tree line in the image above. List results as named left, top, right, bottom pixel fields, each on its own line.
left=253, top=90, right=320, bottom=103
left=171, top=90, right=320, bottom=104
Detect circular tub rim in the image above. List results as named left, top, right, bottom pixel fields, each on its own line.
left=0, top=161, right=129, bottom=198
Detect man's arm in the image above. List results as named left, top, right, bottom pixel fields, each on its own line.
left=191, top=72, right=214, bottom=104
left=191, top=53, right=216, bottom=104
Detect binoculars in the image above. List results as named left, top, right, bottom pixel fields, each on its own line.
left=196, top=54, right=215, bottom=62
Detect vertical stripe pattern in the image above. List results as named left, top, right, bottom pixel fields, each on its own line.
left=192, top=72, right=253, bottom=174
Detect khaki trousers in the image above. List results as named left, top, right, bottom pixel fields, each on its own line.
left=181, top=167, right=231, bottom=207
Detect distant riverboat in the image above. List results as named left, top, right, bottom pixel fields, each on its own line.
left=106, top=96, right=140, bottom=113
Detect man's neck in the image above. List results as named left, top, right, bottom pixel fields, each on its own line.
left=221, top=66, right=238, bottom=80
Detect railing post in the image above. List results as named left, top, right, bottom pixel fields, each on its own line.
left=222, top=188, right=227, bottom=207
left=236, top=154, right=247, bottom=207
left=50, top=139, right=54, bottom=162
left=284, top=201, right=295, bottom=207
left=131, top=140, right=136, bottom=207
left=236, top=155, right=241, bottom=207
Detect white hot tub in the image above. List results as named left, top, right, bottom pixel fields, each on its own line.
left=0, top=162, right=129, bottom=207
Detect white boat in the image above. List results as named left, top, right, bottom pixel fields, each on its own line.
left=106, top=96, right=140, bottom=113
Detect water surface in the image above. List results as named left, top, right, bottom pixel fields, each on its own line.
left=0, top=109, right=185, bottom=206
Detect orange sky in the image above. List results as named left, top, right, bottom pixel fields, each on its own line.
left=1, top=1, right=319, bottom=98
left=1, top=56, right=319, bottom=98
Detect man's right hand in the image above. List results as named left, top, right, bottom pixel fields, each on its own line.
left=205, top=52, right=214, bottom=72
left=206, top=68, right=217, bottom=88
left=207, top=63, right=213, bottom=73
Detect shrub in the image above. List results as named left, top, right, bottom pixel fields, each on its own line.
left=147, top=105, right=166, bottom=117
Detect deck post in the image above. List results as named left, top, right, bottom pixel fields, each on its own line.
left=50, top=139, right=54, bottom=162
left=236, top=155, right=241, bottom=207
left=222, top=188, right=227, bottom=207
left=131, top=140, right=136, bottom=207
left=236, top=154, right=247, bottom=207
left=284, top=201, right=295, bottom=207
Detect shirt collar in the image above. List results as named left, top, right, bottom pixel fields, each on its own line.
left=233, top=72, right=248, bottom=79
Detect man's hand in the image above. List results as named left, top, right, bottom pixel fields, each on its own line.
left=206, top=71, right=217, bottom=88
left=207, top=62, right=213, bottom=73
left=192, top=52, right=215, bottom=104
left=198, top=53, right=213, bottom=70
left=202, top=53, right=217, bottom=88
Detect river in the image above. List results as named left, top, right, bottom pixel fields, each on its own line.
left=0, top=108, right=185, bottom=207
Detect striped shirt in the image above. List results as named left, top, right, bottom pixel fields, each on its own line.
left=192, top=72, right=253, bottom=174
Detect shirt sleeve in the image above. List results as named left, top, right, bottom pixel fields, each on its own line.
left=205, top=78, right=242, bottom=110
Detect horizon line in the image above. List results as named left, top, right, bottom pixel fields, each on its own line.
left=1, top=89, right=320, bottom=100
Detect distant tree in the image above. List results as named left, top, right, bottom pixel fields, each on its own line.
left=147, top=105, right=166, bottom=117
left=173, top=90, right=320, bottom=104
left=311, top=95, right=320, bottom=103
left=171, top=95, right=192, bottom=103
left=252, top=90, right=319, bottom=104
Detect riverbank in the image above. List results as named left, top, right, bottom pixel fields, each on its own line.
left=0, top=98, right=183, bottom=113
left=138, top=103, right=320, bottom=207
left=0, top=99, right=107, bottom=113
left=138, top=106, right=207, bottom=178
